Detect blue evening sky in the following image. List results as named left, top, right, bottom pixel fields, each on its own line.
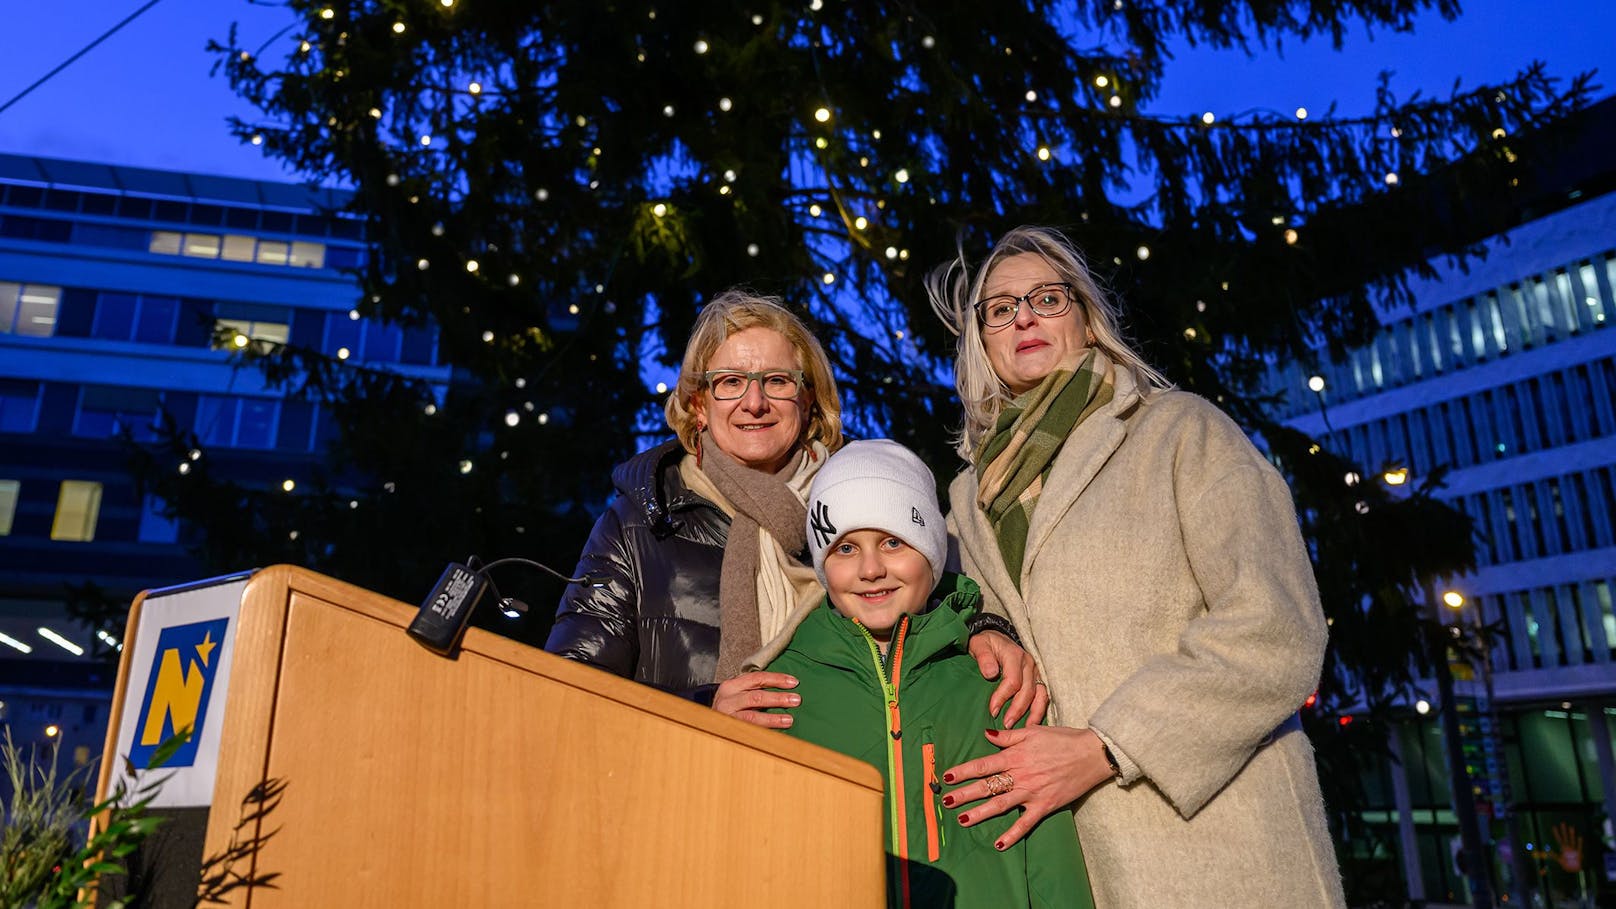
left=0, top=0, right=1611, bottom=184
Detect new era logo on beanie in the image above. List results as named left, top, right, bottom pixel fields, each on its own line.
left=806, top=440, right=947, bottom=588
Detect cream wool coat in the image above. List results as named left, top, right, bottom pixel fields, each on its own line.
left=948, top=369, right=1346, bottom=909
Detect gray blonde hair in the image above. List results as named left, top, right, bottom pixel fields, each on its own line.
left=927, top=225, right=1171, bottom=460
left=664, top=289, right=845, bottom=455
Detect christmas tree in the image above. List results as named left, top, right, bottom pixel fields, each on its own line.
left=134, top=2, right=1590, bottom=896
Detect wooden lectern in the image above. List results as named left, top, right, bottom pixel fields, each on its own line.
left=95, top=565, right=884, bottom=907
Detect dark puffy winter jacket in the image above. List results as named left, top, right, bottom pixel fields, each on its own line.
left=543, top=440, right=731, bottom=699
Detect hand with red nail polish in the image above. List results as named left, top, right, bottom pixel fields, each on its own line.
left=939, top=725, right=1112, bottom=849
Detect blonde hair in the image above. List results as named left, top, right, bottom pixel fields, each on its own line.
left=927, top=225, right=1172, bottom=460
left=664, top=289, right=844, bottom=455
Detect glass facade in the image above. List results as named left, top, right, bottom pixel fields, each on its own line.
left=1273, top=191, right=1616, bottom=905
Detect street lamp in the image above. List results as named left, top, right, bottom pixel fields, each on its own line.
left=1426, top=583, right=1495, bottom=909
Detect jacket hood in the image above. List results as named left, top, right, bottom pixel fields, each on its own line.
left=610, top=439, right=701, bottom=535
left=783, top=572, right=982, bottom=671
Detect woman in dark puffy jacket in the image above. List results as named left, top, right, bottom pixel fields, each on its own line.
left=545, top=290, right=1045, bottom=727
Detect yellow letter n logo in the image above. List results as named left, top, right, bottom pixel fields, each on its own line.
left=130, top=618, right=229, bottom=769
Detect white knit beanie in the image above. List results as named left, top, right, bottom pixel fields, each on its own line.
left=806, top=440, right=947, bottom=589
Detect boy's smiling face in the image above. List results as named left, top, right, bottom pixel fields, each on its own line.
left=822, top=529, right=934, bottom=641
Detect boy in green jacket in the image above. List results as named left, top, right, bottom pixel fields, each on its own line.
left=766, top=440, right=1093, bottom=909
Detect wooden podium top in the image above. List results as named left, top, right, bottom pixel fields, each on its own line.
left=104, top=565, right=885, bottom=907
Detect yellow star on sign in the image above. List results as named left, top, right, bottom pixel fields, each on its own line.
left=196, top=630, right=217, bottom=667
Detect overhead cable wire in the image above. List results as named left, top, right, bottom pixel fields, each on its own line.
left=0, top=0, right=166, bottom=117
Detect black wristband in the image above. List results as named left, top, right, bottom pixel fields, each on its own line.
left=1101, top=741, right=1121, bottom=778
left=965, top=612, right=1021, bottom=646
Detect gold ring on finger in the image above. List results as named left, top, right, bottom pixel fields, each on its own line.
left=986, top=772, right=1015, bottom=796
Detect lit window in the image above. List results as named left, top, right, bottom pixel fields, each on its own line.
left=50, top=480, right=102, bottom=542
left=213, top=317, right=290, bottom=352
left=289, top=241, right=326, bottom=268
left=220, top=234, right=257, bottom=262
left=256, top=240, right=290, bottom=266
left=0, top=282, right=61, bottom=337
left=148, top=231, right=183, bottom=255
left=0, top=480, right=18, bottom=535
left=182, top=233, right=223, bottom=258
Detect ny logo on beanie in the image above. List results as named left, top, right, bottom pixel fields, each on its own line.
left=810, top=500, right=838, bottom=549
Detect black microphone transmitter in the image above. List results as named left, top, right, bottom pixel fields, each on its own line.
left=408, top=562, right=490, bottom=654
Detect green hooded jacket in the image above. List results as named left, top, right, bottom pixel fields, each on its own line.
left=766, top=573, right=1094, bottom=909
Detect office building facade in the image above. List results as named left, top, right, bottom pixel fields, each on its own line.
left=1271, top=182, right=1616, bottom=903
left=0, top=154, right=445, bottom=768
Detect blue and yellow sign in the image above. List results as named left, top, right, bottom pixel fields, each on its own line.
left=129, top=617, right=229, bottom=769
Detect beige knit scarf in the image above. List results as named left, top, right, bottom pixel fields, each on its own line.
left=680, top=432, right=828, bottom=682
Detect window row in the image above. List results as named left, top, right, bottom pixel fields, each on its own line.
left=0, top=181, right=363, bottom=239
left=0, top=478, right=103, bottom=541
left=1273, top=251, right=1616, bottom=416
left=149, top=229, right=331, bottom=269
left=0, top=213, right=363, bottom=270
left=1450, top=466, right=1616, bottom=567
left=1334, top=357, right=1616, bottom=474
left=0, top=477, right=177, bottom=545
left=0, top=283, right=437, bottom=365
left=1475, top=579, right=1616, bottom=673
left=0, top=381, right=340, bottom=453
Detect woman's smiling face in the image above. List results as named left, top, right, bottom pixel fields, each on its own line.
left=692, top=327, right=808, bottom=473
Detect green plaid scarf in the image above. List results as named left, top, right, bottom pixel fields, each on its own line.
left=974, top=348, right=1115, bottom=590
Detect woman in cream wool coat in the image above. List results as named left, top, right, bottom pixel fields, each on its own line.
left=928, top=226, right=1346, bottom=908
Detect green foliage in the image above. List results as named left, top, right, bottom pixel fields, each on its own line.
left=0, top=730, right=181, bottom=909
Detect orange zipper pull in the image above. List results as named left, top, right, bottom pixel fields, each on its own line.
left=889, top=699, right=902, bottom=739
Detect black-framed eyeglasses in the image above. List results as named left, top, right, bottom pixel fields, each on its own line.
left=702, top=369, right=807, bottom=401
left=974, top=282, right=1075, bottom=328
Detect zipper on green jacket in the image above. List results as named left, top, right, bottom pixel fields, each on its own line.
left=854, top=615, right=911, bottom=907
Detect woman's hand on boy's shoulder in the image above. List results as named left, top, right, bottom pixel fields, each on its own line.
left=713, top=671, right=801, bottom=728
left=967, top=632, right=1048, bottom=727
